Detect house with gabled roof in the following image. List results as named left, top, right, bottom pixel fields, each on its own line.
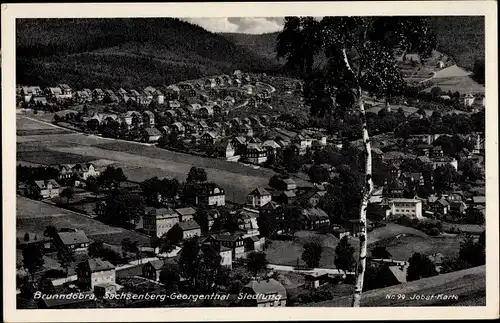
left=29, top=179, right=61, bottom=199
left=55, top=230, right=90, bottom=252
left=170, top=220, right=201, bottom=240
left=175, top=207, right=197, bottom=222
left=205, top=233, right=246, bottom=259
left=77, top=258, right=116, bottom=291
left=246, top=187, right=272, bottom=209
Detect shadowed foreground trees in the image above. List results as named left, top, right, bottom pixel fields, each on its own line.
left=277, top=16, right=436, bottom=306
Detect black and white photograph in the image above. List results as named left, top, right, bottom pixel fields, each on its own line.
left=2, top=1, right=498, bottom=321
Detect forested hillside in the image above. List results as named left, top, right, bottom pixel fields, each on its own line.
left=221, top=16, right=485, bottom=73
left=16, top=18, right=281, bottom=88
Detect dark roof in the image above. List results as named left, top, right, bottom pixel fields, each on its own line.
left=57, top=231, right=89, bottom=245
left=261, top=201, right=280, bottom=209
left=86, top=258, right=115, bottom=273
left=175, top=207, right=197, bottom=216
left=144, top=128, right=161, bottom=136
left=176, top=220, right=200, bottom=231
left=249, top=187, right=271, bottom=197
left=147, top=259, right=166, bottom=270
left=212, top=234, right=242, bottom=242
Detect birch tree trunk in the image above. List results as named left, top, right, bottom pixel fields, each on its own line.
left=340, top=48, right=374, bottom=307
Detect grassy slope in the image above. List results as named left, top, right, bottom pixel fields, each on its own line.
left=16, top=18, right=280, bottom=88
left=308, top=265, right=486, bottom=307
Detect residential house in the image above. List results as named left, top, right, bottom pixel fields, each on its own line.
left=171, top=122, right=186, bottom=135
left=184, top=122, right=197, bottom=135
left=301, top=208, right=330, bottom=230
left=246, top=187, right=272, bottom=209
left=201, top=244, right=233, bottom=269
left=237, top=208, right=261, bottom=238
left=168, top=100, right=181, bottom=109
left=239, top=124, right=254, bottom=137
left=384, top=180, right=405, bottom=198
left=278, top=178, right=297, bottom=191
left=215, top=139, right=236, bottom=158
left=245, top=143, right=267, bottom=164
left=279, top=190, right=296, bottom=205
left=198, top=106, right=214, bottom=119
left=450, top=201, right=467, bottom=214
left=430, top=198, right=450, bottom=215
left=29, top=179, right=61, bottom=198
left=431, top=157, right=458, bottom=171
left=142, top=110, right=155, bottom=127
left=164, top=85, right=181, bottom=100
left=196, top=182, right=226, bottom=206
left=197, top=120, right=210, bottom=133
left=300, top=187, right=327, bottom=207
left=205, top=234, right=245, bottom=259
left=143, top=207, right=179, bottom=238
left=92, top=89, right=105, bottom=102
left=472, top=196, right=486, bottom=208
left=45, top=87, right=63, bottom=100
left=143, top=127, right=162, bottom=143
left=463, top=93, right=475, bottom=107
left=240, top=279, right=287, bottom=307
left=142, top=259, right=168, bottom=281
left=77, top=258, right=116, bottom=291
left=232, top=136, right=247, bottom=155
left=74, top=90, right=92, bottom=103
left=212, top=104, right=222, bottom=115
left=21, top=86, right=43, bottom=102
left=304, top=272, right=331, bottom=290
left=170, top=220, right=202, bottom=240
left=262, top=140, right=281, bottom=156
left=152, top=90, right=164, bottom=104
left=54, top=230, right=90, bottom=252
left=387, top=198, right=423, bottom=219
left=202, top=131, right=218, bottom=146
left=430, top=146, right=444, bottom=158
left=175, top=207, right=197, bottom=222
left=224, top=96, right=236, bottom=106
left=204, top=78, right=216, bottom=89
left=245, top=235, right=265, bottom=252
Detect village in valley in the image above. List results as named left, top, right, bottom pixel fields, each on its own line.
left=15, top=17, right=486, bottom=309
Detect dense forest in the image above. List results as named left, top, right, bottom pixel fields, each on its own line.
left=16, top=16, right=485, bottom=89
left=16, top=18, right=282, bottom=88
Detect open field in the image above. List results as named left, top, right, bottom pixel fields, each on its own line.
left=368, top=223, right=428, bottom=243
left=265, top=231, right=344, bottom=268
left=370, top=234, right=462, bottom=261
left=16, top=196, right=150, bottom=246
left=16, top=115, right=313, bottom=203
left=16, top=115, right=73, bottom=136
left=308, top=265, right=485, bottom=307
left=17, top=148, right=98, bottom=165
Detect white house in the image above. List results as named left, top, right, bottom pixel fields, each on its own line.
left=387, top=198, right=423, bottom=219
left=246, top=187, right=272, bottom=209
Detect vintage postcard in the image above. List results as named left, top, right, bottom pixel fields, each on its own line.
left=2, top=1, right=498, bottom=322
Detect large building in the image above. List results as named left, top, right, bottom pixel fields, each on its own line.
left=143, top=208, right=179, bottom=238
left=196, top=183, right=225, bottom=206
left=387, top=198, right=423, bottom=219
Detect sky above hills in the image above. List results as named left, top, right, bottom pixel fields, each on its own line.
left=183, top=17, right=285, bottom=34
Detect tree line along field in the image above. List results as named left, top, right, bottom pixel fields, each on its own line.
left=16, top=196, right=150, bottom=246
